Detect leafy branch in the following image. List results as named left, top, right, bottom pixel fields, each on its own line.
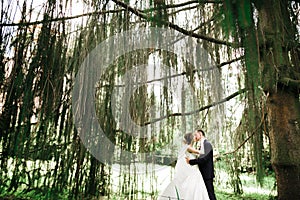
left=216, top=112, right=266, bottom=158
left=111, top=0, right=237, bottom=47
left=0, top=9, right=124, bottom=27
left=142, top=88, right=247, bottom=126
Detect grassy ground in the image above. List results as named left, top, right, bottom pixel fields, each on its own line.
left=215, top=172, right=277, bottom=200
left=0, top=166, right=277, bottom=200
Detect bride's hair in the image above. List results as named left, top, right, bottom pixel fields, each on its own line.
left=184, top=133, right=194, bottom=145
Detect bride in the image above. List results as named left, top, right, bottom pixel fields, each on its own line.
left=158, top=133, right=210, bottom=200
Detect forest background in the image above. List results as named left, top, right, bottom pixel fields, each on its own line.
left=1, top=0, right=300, bottom=199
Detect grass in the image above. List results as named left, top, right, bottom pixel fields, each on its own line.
left=0, top=164, right=277, bottom=200
left=215, top=172, right=277, bottom=200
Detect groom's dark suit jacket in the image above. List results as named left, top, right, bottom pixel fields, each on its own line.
left=189, top=139, right=215, bottom=180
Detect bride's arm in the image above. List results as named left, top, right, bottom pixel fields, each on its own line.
left=187, top=145, right=200, bottom=154
left=187, top=142, right=212, bottom=165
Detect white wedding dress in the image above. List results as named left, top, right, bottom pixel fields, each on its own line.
left=158, top=144, right=210, bottom=200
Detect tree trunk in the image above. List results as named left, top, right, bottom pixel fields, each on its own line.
left=267, top=90, right=300, bottom=199
left=255, top=0, right=300, bottom=199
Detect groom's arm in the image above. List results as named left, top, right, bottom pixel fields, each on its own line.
left=188, top=142, right=212, bottom=166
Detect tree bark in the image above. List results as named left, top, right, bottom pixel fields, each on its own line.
left=255, top=0, right=300, bottom=199
left=267, top=90, right=300, bottom=199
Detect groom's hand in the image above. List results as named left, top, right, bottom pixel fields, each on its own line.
left=185, top=157, right=190, bottom=164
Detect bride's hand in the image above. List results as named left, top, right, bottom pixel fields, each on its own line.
left=185, top=157, right=190, bottom=164
left=187, top=145, right=200, bottom=154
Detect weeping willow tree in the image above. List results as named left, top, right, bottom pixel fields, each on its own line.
left=114, top=1, right=300, bottom=199
left=1, top=0, right=299, bottom=199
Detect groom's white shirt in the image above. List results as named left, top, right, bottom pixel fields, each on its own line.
left=199, top=138, right=205, bottom=155
left=193, top=138, right=205, bottom=157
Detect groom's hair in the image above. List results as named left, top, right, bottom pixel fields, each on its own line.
left=196, top=129, right=205, bottom=136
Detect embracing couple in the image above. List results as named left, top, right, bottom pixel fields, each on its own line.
left=158, top=129, right=217, bottom=200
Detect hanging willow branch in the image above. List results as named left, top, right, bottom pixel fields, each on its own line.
left=141, top=88, right=246, bottom=126
left=217, top=111, right=266, bottom=158
left=0, top=9, right=125, bottom=27
left=113, top=88, right=246, bottom=133
left=0, top=1, right=220, bottom=27
left=111, top=0, right=237, bottom=47
left=100, top=56, right=244, bottom=89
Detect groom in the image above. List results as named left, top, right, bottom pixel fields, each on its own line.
left=186, top=129, right=217, bottom=200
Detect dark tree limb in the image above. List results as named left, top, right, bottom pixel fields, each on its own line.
left=1, top=0, right=229, bottom=49
left=169, top=5, right=199, bottom=16
left=114, top=88, right=246, bottom=134
left=142, top=88, right=247, bottom=126
left=0, top=9, right=124, bottom=27
left=280, top=77, right=300, bottom=88
left=111, top=0, right=236, bottom=47
left=216, top=111, right=266, bottom=158
left=144, top=0, right=222, bottom=11
left=100, top=56, right=244, bottom=88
